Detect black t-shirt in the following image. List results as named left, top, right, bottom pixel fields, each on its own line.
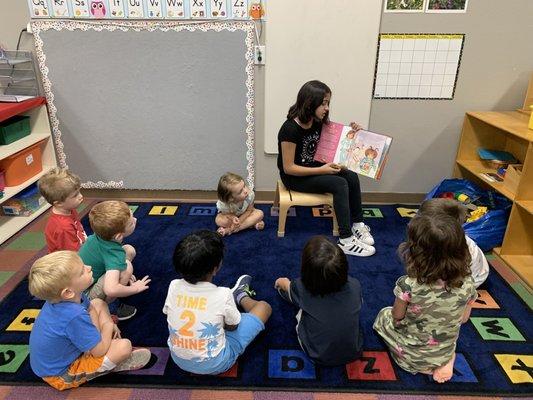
left=277, top=118, right=323, bottom=180
left=290, top=276, right=364, bottom=366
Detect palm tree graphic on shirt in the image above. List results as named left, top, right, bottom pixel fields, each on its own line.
left=198, top=322, right=221, bottom=358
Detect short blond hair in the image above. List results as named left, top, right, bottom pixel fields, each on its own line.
left=28, top=251, right=82, bottom=303
left=38, top=168, right=81, bottom=204
left=89, top=200, right=131, bottom=240
left=217, top=172, right=245, bottom=204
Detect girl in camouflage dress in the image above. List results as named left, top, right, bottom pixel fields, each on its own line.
left=373, top=214, right=477, bottom=383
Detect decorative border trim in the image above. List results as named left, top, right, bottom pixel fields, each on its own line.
left=31, top=19, right=255, bottom=190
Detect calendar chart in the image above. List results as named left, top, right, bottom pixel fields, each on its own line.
left=373, top=34, right=465, bottom=100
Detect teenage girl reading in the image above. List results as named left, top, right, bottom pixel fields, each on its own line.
left=277, top=80, right=375, bottom=256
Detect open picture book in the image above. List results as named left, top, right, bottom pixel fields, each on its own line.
left=314, top=121, right=392, bottom=180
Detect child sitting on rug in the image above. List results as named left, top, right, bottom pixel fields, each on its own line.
left=373, top=215, right=477, bottom=383
left=274, top=235, right=363, bottom=366
left=418, top=198, right=489, bottom=288
left=215, top=172, right=264, bottom=236
left=79, top=201, right=150, bottom=321
left=164, top=230, right=271, bottom=374
left=38, top=168, right=87, bottom=253
left=29, top=251, right=151, bottom=391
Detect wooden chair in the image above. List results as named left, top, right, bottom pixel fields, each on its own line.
left=273, top=180, right=339, bottom=237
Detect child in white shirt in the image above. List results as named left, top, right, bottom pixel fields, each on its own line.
left=419, top=198, right=489, bottom=288
left=163, top=230, right=271, bottom=374
left=215, top=172, right=264, bottom=236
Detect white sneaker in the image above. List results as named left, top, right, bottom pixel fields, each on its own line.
left=352, top=222, right=375, bottom=246
left=338, top=236, right=376, bottom=257
left=114, top=348, right=152, bottom=372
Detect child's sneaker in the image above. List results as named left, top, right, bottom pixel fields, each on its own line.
left=231, top=275, right=256, bottom=305
left=116, top=303, right=137, bottom=321
left=114, top=348, right=151, bottom=372
left=352, top=222, right=375, bottom=246
left=338, top=236, right=376, bottom=257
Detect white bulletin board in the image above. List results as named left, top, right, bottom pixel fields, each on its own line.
left=264, top=0, right=382, bottom=154
left=373, top=34, right=465, bottom=100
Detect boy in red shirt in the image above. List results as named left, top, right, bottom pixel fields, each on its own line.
left=38, top=168, right=87, bottom=253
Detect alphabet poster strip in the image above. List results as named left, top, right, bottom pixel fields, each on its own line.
left=165, top=0, right=186, bottom=18
left=189, top=0, right=207, bottom=18
left=72, top=0, right=90, bottom=17
left=108, top=0, right=126, bottom=17
left=126, top=0, right=145, bottom=18
left=209, top=0, right=228, bottom=18
left=231, top=0, right=247, bottom=19
left=27, top=0, right=262, bottom=19
left=146, top=0, right=164, bottom=17
left=88, top=0, right=110, bottom=18
left=50, top=0, right=71, bottom=17
left=27, top=0, right=51, bottom=17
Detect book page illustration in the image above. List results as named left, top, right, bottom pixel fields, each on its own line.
left=315, top=121, right=392, bottom=180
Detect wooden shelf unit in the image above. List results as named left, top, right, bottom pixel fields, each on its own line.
left=454, top=110, right=533, bottom=287
left=0, top=98, right=57, bottom=246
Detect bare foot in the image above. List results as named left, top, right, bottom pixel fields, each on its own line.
left=217, top=227, right=232, bottom=236
left=433, top=353, right=456, bottom=383
left=255, top=221, right=265, bottom=231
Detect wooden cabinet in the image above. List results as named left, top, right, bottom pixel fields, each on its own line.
left=0, top=98, right=58, bottom=245
left=454, top=110, right=533, bottom=286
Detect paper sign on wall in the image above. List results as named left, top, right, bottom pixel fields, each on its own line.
left=373, top=33, right=464, bottom=100
left=50, top=0, right=71, bottom=17
left=88, top=0, right=109, bottom=18
left=108, top=0, right=126, bottom=17
left=27, top=0, right=51, bottom=17
left=146, top=0, right=163, bottom=17
left=209, top=0, right=227, bottom=18
left=231, top=0, right=247, bottom=19
left=189, top=0, right=206, bottom=18
left=248, top=0, right=264, bottom=20
left=165, top=0, right=186, bottom=18
left=26, top=0, right=264, bottom=19
left=72, top=0, right=90, bottom=17
left=127, top=0, right=145, bottom=17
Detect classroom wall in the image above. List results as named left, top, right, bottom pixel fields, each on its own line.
left=255, top=0, right=533, bottom=194
left=2, top=0, right=532, bottom=194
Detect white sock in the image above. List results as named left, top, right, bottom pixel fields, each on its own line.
left=353, top=222, right=364, bottom=229
left=97, top=356, right=117, bottom=372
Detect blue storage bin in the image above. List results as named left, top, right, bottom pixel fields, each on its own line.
left=425, top=178, right=512, bottom=251
left=1, top=183, right=46, bottom=216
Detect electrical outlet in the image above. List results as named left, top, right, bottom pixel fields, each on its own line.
left=254, top=45, right=265, bottom=65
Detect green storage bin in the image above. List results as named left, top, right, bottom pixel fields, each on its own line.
left=0, top=115, right=31, bottom=145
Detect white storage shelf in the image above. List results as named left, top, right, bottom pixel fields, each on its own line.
left=0, top=100, right=57, bottom=246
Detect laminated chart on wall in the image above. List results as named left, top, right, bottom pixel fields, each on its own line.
left=373, top=34, right=465, bottom=100
left=26, top=0, right=266, bottom=20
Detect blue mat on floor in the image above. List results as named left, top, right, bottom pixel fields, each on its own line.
left=0, top=202, right=531, bottom=395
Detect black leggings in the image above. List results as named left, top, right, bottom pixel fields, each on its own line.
left=281, top=169, right=363, bottom=238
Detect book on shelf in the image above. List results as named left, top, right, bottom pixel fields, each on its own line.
left=477, top=148, right=518, bottom=164
left=0, top=95, right=37, bottom=103
left=479, top=172, right=504, bottom=183
left=314, top=121, right=392, bottom=180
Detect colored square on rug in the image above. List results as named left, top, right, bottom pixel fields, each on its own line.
left=0, top=203, right=531, bottom=396
left=5, top=232, right=45, bottom=251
